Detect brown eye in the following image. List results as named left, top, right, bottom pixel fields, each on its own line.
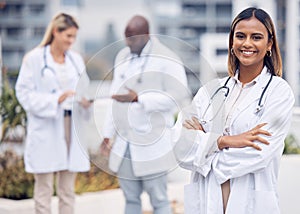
left=235, top=33, right=244, bottom=39
left=253, top=35, right=263, bottom=40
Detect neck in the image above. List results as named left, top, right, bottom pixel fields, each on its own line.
left=238, top=64, right=264, bottom=84
left=137, top=39, right=150, bottom=56
left=50, top=43, right=65, bottom=64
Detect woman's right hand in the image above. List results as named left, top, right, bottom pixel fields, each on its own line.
left=218, top=123, right=271, bottom=151
left=183, top=116, right=205, bottom=132
left=100, top=138, right=112, bottom=157
left=58, top=90, right=75, bottom=104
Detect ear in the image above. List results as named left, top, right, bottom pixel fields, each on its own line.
left=52, top=27, right=59, bottom=37
left=267, top=39, right=273, bottom=51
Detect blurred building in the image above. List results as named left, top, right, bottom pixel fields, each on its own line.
left=1, top=0, right=300, bottom=104
left=146, top=0, right=288, bottom=95
left=145, top=0, right=233, bottom=94
left=286, top=0, right=300, bottom=105
left=0, top=0, right=81, bottom=76
left=0, top=0, right=50, bottom=73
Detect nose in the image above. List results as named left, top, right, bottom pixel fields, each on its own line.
left=242, top=36, right=252, bottom=48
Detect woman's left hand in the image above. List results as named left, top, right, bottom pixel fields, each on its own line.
left=218, top=123, right=271, bottom=150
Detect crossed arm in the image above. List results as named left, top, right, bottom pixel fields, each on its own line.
left=183, top=116, right=271, bottom=151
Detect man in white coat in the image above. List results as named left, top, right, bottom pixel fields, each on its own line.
left=100, top=15, right=189, bottom=214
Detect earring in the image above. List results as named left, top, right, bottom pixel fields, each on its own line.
left=266, top=50, right=272, bottom=57
left=230, top=48, right=234, bottom=55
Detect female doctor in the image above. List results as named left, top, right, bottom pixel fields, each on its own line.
left=15, top=13, right=91, bottom=214
left=173, top=7, right=295, bottom=214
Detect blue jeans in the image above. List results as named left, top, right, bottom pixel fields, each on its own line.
left=117, top=147, right=172, bottom=214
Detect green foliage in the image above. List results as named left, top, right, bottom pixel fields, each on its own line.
left=283, top=134, right=300, bottom=154
left=0, top=149, right=119, bottom=200
left=0, top=72, right=26, bottom=142
left=0, top=150, right=34, bottom=199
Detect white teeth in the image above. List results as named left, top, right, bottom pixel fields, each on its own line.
left=243, top=51, right=254, bottom=55
left=242, top=50, right=255, bottom=55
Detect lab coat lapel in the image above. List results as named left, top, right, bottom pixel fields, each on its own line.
left=230, top=68, right=270, bottom=125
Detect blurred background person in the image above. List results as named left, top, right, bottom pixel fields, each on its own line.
left=100, top=15, right=189, bottom=214
left=15, top=13, right=91, bottom=214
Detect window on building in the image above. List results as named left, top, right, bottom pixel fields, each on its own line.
left=7, top=27, right=23, bottom=39
left=194, top=26, right=206, bottom=35
left=29, top=4, right=45, bottom=15
left=61, top=0, right=82, bottom=6
left=1, top=3, right=23, bottom=16
left=33, top=27, right=45, bottom=37
left=216, top=48, right=228, bottom=56
left=3, top=47, right=24, bottom=59
left=216, top=3, right=232, bottom=18
left=182, top=4, right=206, bottom=17
left=216, top=26, right=230, bottom=33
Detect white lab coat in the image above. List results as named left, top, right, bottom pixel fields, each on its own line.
left=15, top=45, right=90, bottom=173
left=173, top=67, right=295, bottom=213
left=103, top=37, right=189, bottom=176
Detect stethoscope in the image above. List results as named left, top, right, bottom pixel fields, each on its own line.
left=200, top=73, right=273, bottom=125
left=41, top=46, right=80, bottom=77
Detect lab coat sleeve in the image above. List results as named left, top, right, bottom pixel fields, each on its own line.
left=172, top=86, right=221, bottom=177
left=138, top=60, right=188, bottom=113
left=15, top=52, right=61, bottom=118
left=101, top=64, right=122, bottom=138
left=212, top=80, right=295, bottom=184
left=172, top=112, right=219, bottom=176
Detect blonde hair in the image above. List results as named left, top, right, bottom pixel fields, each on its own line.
left=39, top=13, right=79, bottom=47
left=228, top=7, right=282, bottom=77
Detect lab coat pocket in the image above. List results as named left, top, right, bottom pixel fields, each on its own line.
left=184, top=182, right=201, bottom=214
left=251, top=190, right=280, bottom=214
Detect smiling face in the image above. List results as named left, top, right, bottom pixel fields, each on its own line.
left=231, top=16, right=273, bottom=74
left=53, top=26, right=78, bottom=52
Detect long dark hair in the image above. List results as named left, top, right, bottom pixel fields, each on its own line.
left=228, top=7, right=282, bottom=77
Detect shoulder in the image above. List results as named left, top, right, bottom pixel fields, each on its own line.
left=264, top=75, right=295, bottom=105
left=23, top=46, right=43, bottom=62
left=193, top=77, right=230, bottom=101
left=115, top=47, right=130, bottom=61
left=271, top=75, right=293, bottom=91
left=150, top=37, right=181, bottom=62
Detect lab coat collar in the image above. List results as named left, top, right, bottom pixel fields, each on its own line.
left=45, top=44, right=72, bottom=67
left=229, top=66, right=271, bottom=123
left=129, top=39, right=152, bottom=59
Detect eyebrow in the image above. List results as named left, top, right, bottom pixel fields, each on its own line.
left=235, top=32, right=265, bottom=36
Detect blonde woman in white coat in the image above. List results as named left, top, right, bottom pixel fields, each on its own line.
left=15, top=13, right=91, bottom=214
left=173, top=7, right=295, bottom=214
